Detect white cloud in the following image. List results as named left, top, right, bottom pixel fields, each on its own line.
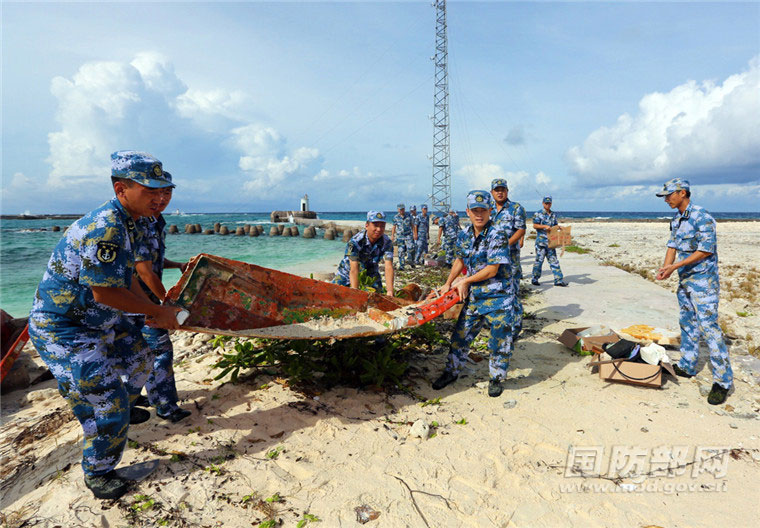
left=567, top=57, right=760, bottom=186
left=456, top=164, right=552, bottom=195
left=233, top=124, right=323, bottom=196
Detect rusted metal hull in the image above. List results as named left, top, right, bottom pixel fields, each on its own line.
left=165, top=254, right=414, bottom=339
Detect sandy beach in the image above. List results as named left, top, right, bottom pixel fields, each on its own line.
left=2, top=222, right=759, bottom=527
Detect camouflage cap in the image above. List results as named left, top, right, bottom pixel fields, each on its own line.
left=367, top=210, right=387, bottom=223
left=543, top=195, right=553, bottom=203
left=410, top=205, right=417, bottom=211
left=396, top=203, right=405, bottom=209
left=421, top=204, right=428, bottom=209
left=466, top=190, right=493, bottom=210
left=491, top=178, right=508, bottom=190
left=656, top=178, right=690, bottom=197
left=111, top=150, right=174, bottom=188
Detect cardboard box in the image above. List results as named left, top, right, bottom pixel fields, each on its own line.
left=558, top=326, right=620, bottom=353
left=588, top=354, right=677, bottom=388
left=548, top=225, right=572, bottom=249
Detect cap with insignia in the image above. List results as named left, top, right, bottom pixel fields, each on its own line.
left=111, top=150, right=175, bottom=188
left=491, top=178, right=508, bottom=190
left=396, top=203, right=405, bottom=209
left=367, top=210, right=387, bottom=223
left=466, top=190, right=493, bottom=210
left=542, top=196, right=553, bottom=204
left=410, top=205, right=417, bottom=211
left=421, top=204, right=428, bottom=209
left=656, top=178, right=690, bottom=197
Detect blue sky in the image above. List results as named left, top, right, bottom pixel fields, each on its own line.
left=2, top=1, right=759, bottom=214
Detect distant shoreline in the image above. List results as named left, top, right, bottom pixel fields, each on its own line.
left=1, top=214, right=81, bottom=220
left=2, top=212, right=758, bottom=223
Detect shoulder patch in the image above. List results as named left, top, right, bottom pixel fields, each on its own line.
left=96, top=241, right=119, bottom=264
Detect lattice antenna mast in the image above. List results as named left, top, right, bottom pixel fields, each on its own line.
left=431, top=0, right=451, bottom=215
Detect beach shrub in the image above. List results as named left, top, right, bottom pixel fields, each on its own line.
left=564, top=245, right=591, bottom=254
left=211, top=325, right=445, bottom=390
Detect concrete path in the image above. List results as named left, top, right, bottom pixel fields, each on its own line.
left=524, top=251, right=680, bottom=331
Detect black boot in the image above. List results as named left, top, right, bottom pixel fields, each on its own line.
left=707, top=383, right=729, bottom=405
left=157, top=407, right=192, bottom=423
left=130, top=407, right=151, bottom=424
left=432, top=371, right=458, bottom=390
left=84, top=470, right=130, bottom=500
left=672, top=364, right=694, bottom=378
left=488, top=378, right=503, bottom=398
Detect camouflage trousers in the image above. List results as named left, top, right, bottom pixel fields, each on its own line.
left=442, top=236, right=457, bottom=265
left=511, top=250, right=523, bottom=339
left=415, top=237, right=429, bottom=265
left=143, top=326, right=181, bottom=414
left=397, top=236, right=416, bottom=269
left=677, top=281, right=733, bottom=389
left=29, top=316, right=152, bottom=476
left=532, top=244, right=564, bottom=283
left=446, top=305, right=514, bottom=380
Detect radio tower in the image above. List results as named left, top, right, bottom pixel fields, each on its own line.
left=431, top=0, right=451, bottom=215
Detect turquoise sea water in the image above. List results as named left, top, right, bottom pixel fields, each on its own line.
left=1, top=210, right=757, bottom=318
left=0, top=212, right=356, bottom=318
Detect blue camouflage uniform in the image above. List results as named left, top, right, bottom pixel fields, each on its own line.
left=134, top=212, right=184, bottom=415
left=415, top=206, right=430, bottom=264
left=444, top=191, right=515, bottom=381
left=334, top=211, right=394, bottom=292
left=28, top=151, right=173, bottom=478
left=532, top=197, right=565, bottom=284
left=490, top=179, right=527, bottom=341
left=393, top=204, right=416, bottom=269
left=440, top=213, right=461, bottom=265
left=659, top=183, right=732, bottom=389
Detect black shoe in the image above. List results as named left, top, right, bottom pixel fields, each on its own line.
left=488, top=379, right=503, bottom=398
left=707, top=383, right=729, bottom=405
left=432, top=371, right=458, bottom=390
left=157, top=407, right=192, bottom=423
left=133, top=394, right=150, bottom=408
left=531, top=279, right=540, bottom=286
left=130, top=407, right=151, bottom=424
left=672, top=364, right=694, bottom=378
left=84, top=470, right=130, bottom=500
left=554, top=281, right=568, bottom=287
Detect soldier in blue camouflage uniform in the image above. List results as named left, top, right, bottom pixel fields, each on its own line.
left=490, top=179, right=527, bottom=341
left=391, top=203, right=416, bottom=270
left=432, top=191, right=515, bottom=398
left=655, top=178, right=732, bottom=405
left=437, top=209, right=461, bottom=266
left=415, top=204, right=430, bottom=265
left=334, top=211, right=395, bottom=296
left=133, top=173, right=192, bottom=423
left=28, top=151, right=181, bottom=499
left=531, top=196, right=568, bottom=287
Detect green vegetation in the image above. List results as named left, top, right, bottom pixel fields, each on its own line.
left=456, top=418, right=467, bottom=425
left=266, top=447, right=284, bottom=460
left=608, top=243, right=620, bottom=248
left=131, top=495, right=158, bottom=512
left=564, top=245, right=591, bottom=254
left=736, top=311, right=753, bottom=317
left=419, top=397, right=442, bottom=408
left=211, top=323, right=446, bottom=390
left=297, top=513, right=321, bottom=527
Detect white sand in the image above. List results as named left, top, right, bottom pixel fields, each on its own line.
left=2, top=222, right=759, bottom=527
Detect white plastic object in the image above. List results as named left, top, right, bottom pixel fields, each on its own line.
left=640, top=342, right=669, bottom=365
left=577, top=324, right=613, bottom=338
left=176, top=309, right=190, bottom=325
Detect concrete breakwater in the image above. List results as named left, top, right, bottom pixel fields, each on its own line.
left=168, top=222, right=365, bottom=241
